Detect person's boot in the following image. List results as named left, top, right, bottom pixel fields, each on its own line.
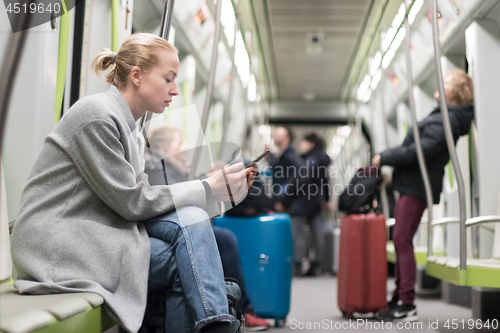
left=225, top=278, right=245, bottom=333
left=304, top=262, right=321, bottom=277
left=140, top=291, right=166, bottom=332
left=293, top=263, right=303, bottom=277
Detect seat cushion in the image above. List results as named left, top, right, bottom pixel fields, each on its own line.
left=445, top=258, right=500, bottom=269
left=0, top=284, right=104, bottom=333
left=427, top=256, right=500, bottom=269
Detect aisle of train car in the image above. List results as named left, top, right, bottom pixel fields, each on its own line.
left=274, top=277, right=473, bottom=333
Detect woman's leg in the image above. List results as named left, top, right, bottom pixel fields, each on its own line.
left=211, top=226, right=251, bottom=313
left=291, top=215, right=307, bottom=271
left=309, top=214, right=324, bottom=267
left=393, top=195, right=427, bottom=305
left=144, top=206, right=232, bottom=332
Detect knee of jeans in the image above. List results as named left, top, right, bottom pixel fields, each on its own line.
left=175, top=206, right=211, bottom=227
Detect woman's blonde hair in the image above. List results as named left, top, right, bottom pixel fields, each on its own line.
left=92, top=33, right=178, bottom=90
left=446, top=69, right=474, bottom=106
left=148, top=125, right=183, bottom=155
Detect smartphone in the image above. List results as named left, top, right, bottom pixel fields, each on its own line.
left=245, top=150, right=270, bottom=169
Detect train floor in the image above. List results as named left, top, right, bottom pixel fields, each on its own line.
left=267, top=276, right=476, bottom=333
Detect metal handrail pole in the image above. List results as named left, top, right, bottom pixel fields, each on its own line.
left=0, top=0, right=34, bottom=155
left=465, top=216, right=500, bottom=227
left=190, top=0, right=223, bottom=178
left=431, top=0, right=467, bottom=270
left=379, top=37, right=391, bottom=220
left=380, top=44, right=390, bottom=149
left=370, top=86, right=387, bottom=215
left=139, top=0, right=176, bottom=137
left=404, top=0, right=434, bottom=255
left=470, top=119, right=480, bottom=258
left=431, top=217, right=460, bottom=227
left=240, top=88, right=250, bottom=152
left=159, top=0, right=175, bottom=41
left=218, top=13, right=239, bottom=160
left=370, top=89, right=375, bottom=155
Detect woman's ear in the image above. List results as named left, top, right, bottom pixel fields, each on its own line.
left=129, top=67, right=141, bottom=87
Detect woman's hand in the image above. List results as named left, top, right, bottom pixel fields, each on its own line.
left=274, top=202, right=285, bottom=212
left=247, top=165, right=258, bottom=189
left=372, top=154, right=381, bottom=168
left=205, top=163, right=257, bottom=202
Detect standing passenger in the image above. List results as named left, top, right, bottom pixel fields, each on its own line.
left=11, top=33, right=256, bottom=333
left=289, top=133, right=331, bottom=276
left=267, top=126, right=300, bottom=213
left=372, top=69, right=474, bottom=322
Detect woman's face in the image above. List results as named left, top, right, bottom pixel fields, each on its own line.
left=137, top=50, right=180, bottom=114
left=300, top=140, right=314, bottom=154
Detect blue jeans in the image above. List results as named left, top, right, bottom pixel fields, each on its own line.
left=144, top=206, right=231, bottom=332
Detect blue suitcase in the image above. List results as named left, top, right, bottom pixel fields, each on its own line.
left=213, top=214, right=293, bottom=326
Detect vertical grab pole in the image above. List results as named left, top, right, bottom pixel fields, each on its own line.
left=190, top=0, right=223, bottom=178
left=403, top=0, right=434, bottom=255
left=139, top=0, right=176, bottom=137
left=380, top=52, right=390, bottom=149
left=0, top=0, right=34, bottom=155
left=379, top=38, right=391, bottom=219
left=218, top=12, right=239, bottom=160
left=430, top=0, right=467, bottom=270
left=369, top=89, right=375, bottom=156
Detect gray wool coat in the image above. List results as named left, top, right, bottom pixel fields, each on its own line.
left=11, top=86, right=220, bottom=333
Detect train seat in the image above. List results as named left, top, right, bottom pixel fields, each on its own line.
left=427, top=256, right=500, bottom=269
left=0, top=284, right=111, bottom=333
left=0, top=162, right=117, bottom=333
left=426, top=215, right=500, bottom=288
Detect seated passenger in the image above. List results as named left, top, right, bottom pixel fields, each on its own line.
left=144, top=126, right=270, bottom=331
left=372, top=69, right=474, bottom=322
left=10, top=33, right=256, bottom=333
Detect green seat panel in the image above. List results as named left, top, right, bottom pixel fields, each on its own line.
left=414, top=248, right=427, bottom=266
left=31, top=305, right=117, bottom=333
left=386, top=241, right=396, bottom=263
left=0, top=284, right=116, bottom=333
left=426, top=257, right=500, bottom=288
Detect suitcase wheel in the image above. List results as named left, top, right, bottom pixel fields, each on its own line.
left=274, top=318, right=286, bottom=327
left=342, top=311, right=354, bottom=319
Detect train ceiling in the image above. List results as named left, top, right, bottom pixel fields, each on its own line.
left=247, top=0, right=374, bottom=102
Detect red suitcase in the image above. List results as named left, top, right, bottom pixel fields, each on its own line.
left=337, top=213, right=387, bottom=318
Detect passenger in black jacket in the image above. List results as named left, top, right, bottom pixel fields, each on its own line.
left=372, top=69, right=474, bottom=322
left=287, top=133, right=331, bottom=276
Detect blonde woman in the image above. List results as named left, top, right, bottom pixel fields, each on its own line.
left=372, top=69, right=474, bottom=322
left=11, top=33, right=255, bottom=333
